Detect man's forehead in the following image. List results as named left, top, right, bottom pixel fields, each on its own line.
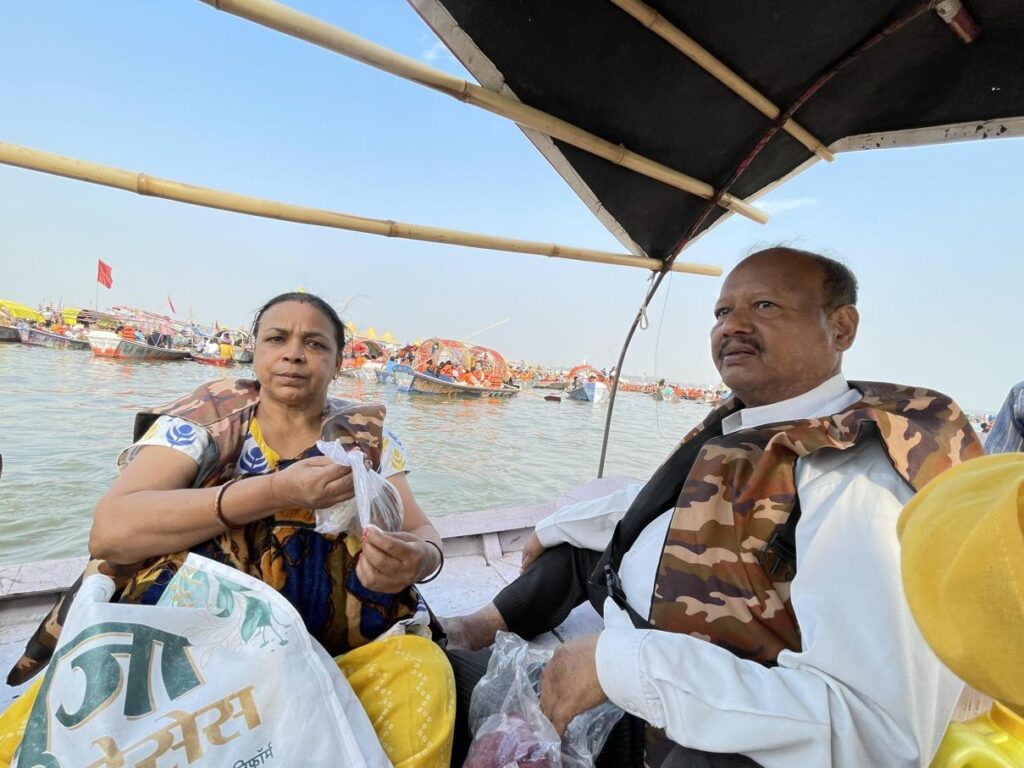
left=718, top=252, right=823, bottom=297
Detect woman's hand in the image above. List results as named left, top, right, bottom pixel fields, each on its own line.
left=356, top=527, right=440, bottom=593
left=270, top=456, right=355, bottom=509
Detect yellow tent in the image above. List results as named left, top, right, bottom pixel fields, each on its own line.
left=381, top=330, right=396, bottom=344
left=346, top=322, right=359, bottom=337
left=363, top=326, right=378, bottom=340
left=0, top=300, right=43, bottom=323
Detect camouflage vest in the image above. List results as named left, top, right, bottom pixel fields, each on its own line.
left=125, top=377, right=386, bottom=484
left=629, top=381, right=982, bottom=767
left=7, top=379, right=393, bottom=685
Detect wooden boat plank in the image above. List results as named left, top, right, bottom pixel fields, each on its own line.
left=0, top=326, right=22, bottom=343
left=0, top=557, right=88, bottom=599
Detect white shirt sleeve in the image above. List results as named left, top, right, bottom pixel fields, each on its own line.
left=594, top=440, right=963, bottom=767
left=534, top=482, right=645, bottom=551
left=116, top=414, right=216, bottom=475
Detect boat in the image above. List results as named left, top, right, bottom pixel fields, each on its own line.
left=0, top=472, right=993, bottom=731
left=375, top=363, right=412, bottom=384
left=0, top=301, right=40, bottom=342
left=651, top=385, right=679, bottom=402
left=395, top=367, right=519, bottom=398
left=86, top=330, right=191, bottom=361
left=340, top=337, right=389, bottom=380
left=221, top=329, right=255, bottom=363
left=0, top=477, right=627, bottom=714
left=565, top=365, right=609, bottom=403
left=16, top=326, right=90, bottom=351
left=193, top=353, right=235, bottom=367
left=0, top=0, right=1018, bottom=750
left=533, top=378, right=568, bottom=390
left=395, top=337, right=519, bottom=398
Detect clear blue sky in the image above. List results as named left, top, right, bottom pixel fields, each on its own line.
left=2, top=1, right=1020, bottom=411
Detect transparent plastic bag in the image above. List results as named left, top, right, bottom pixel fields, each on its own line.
left=465, top=632, right=623, bottom=768
left=314, top=441, right=404, bottom=537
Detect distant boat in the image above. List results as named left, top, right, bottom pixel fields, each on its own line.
left=17, top=326, right=90, bottom=350
left=0, top=325, right=21, bottom=343
left=651, top=386, right=679, bottom=402
left=395, top=368, right=519, bottom=399
left=534, top=379, right=568, bottom=390
left=87, top=330, right=191, bottom=361
left=375, top=364, right=412, bottom=384
left=193, top=353, right=234, bottom=367
left=394, top=337, right=519, bottom=399
left=567, top=380, right=608, bottom=403
left=564, top=365, right=609, bottom=403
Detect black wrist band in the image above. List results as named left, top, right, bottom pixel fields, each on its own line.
left=416, top=540, right=444, bottom=584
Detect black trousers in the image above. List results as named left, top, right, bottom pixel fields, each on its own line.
left=445, top=544, right=760, bottom=767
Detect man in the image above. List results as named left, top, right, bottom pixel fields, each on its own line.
left=444, top=248, right=982, bottom=767
left=986, top=380, right=1024, bottom=453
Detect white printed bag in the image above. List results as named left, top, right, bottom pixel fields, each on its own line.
left=14, top=554, right=391, bottom=768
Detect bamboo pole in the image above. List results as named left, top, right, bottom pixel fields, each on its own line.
left=0, top=141, right=723, bottom=276
left=197, top=0, right=767, bottom=225
left=608, top=0, right=835, bottom=163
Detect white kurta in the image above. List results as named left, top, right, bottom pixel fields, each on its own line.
left=534, top=375, right=963, bottom=767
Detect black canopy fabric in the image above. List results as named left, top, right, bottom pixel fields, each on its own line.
left=410, top=0, right=1024, bottom=261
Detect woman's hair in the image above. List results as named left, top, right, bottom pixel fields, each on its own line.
left=251, top=292, right=346, bottom=353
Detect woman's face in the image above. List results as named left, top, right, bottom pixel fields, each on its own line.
left=253, top=301, right=341, bottom=408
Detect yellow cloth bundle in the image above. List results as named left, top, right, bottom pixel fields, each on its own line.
left=897, top=453, right=1024, bottom=716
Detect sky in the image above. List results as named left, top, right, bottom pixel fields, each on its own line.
left=1, top=1, right=1021, bottom=411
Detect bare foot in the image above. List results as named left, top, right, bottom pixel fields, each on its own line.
left=440, top=602, right=508, bottom=651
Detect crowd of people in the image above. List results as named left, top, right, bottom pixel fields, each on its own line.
left=1, top=305, right=90, bottom=342
left=1, top=247, right=1021, bottom=768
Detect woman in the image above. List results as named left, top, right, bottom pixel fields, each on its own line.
left=2, top=293, right=454, bottom=768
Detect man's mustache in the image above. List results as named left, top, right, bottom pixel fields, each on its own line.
left=718, top=336, right=762, bottom=359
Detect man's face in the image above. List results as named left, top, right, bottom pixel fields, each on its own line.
left=710, top=250, right=857, bottom=407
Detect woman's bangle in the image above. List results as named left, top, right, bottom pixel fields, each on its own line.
left=215, top=477, right=245, bottom=530
left=416, top=540, right=444, bottom=584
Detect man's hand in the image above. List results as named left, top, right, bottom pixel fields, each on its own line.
left=540, top=634, right=608, bottom=737
left=520, top=531, right=546, bottom=573
left=356, top=527, right=438, bottom=593
left=270, top=456, right=354, bottom=509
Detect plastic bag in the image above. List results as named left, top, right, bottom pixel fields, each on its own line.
left=11, top=554, right=390, bottom=768
left=315, top=440, right=404, bottom=537
left=465, top=632, right=623, bottom=768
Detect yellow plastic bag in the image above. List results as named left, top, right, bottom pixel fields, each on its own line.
left=0, top=678, right=42, bottom=767
left=931, top=703, right=1024, bottom=767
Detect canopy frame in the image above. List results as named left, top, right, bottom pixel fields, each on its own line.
left=198, top=0, right=767, bottom=227
left=0, top=141, right=722, bottom=277
left=597, top=0, right=939, bottom=475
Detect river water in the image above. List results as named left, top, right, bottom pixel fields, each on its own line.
left=0, top=344, right=710, bottom=566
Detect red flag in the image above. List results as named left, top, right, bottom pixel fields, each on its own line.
left=167, top=295, right=177, bottom=315
left=96, top=259, right=113, bottom=289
